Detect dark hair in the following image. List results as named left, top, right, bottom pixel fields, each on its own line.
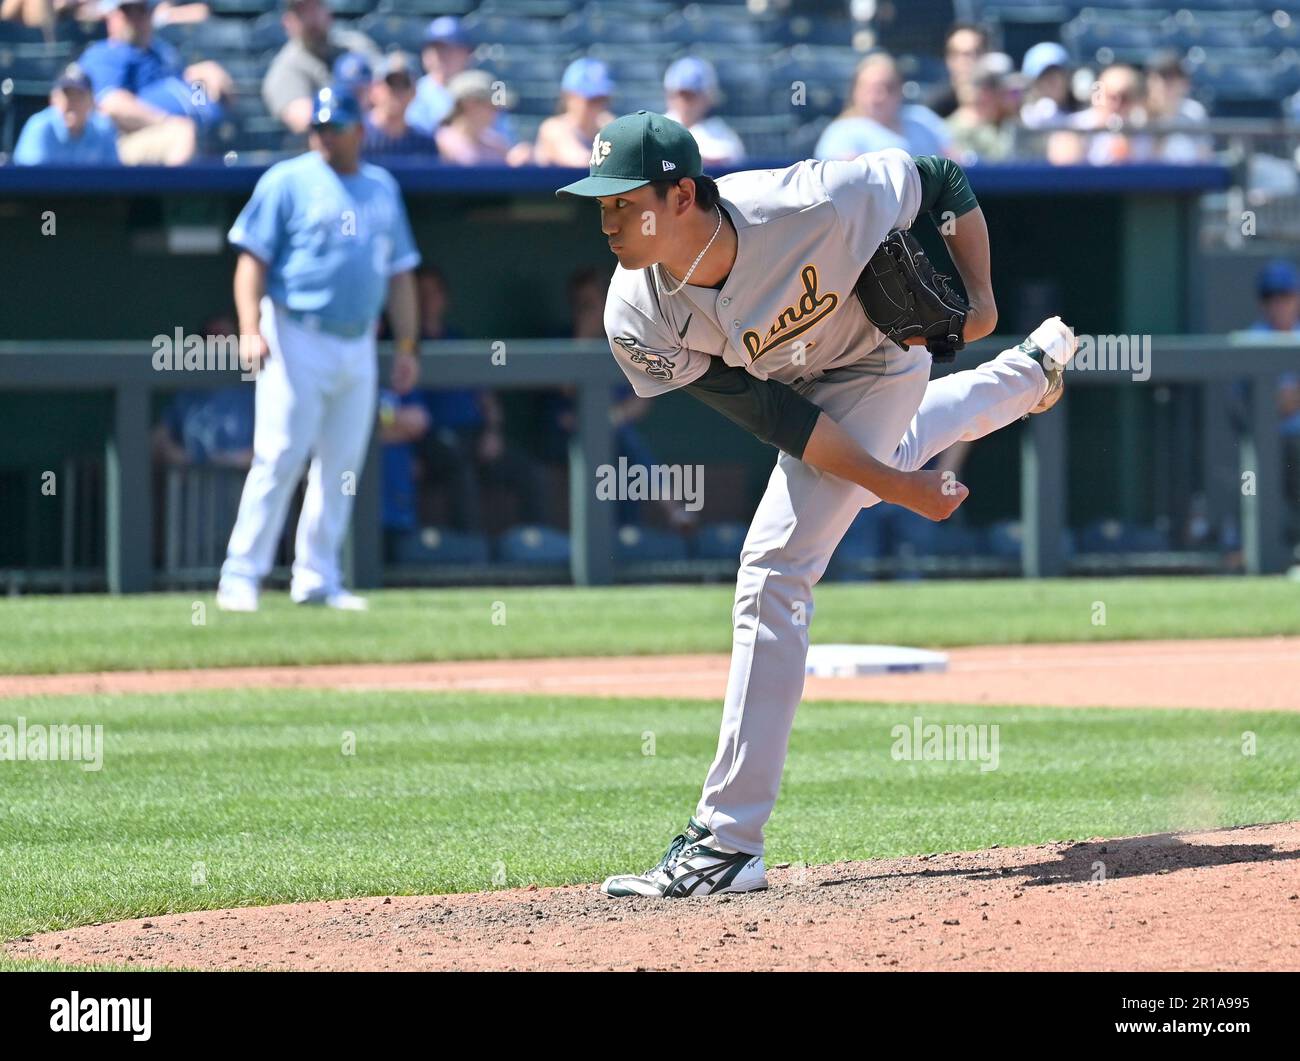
left=1147, top=51, right=1189, bottom=81
left=650, top=174, right=720, bottom=212
left=945, top=23, right=989, bottom=50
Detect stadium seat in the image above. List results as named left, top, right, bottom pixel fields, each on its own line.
left=206, top=0, right=277, bottom=14
left=358, top=13, right=429, bottom=51
left=0, top=21, right=47, bottom=45
left=474, top=0, right=574, bottom=14
left=380, top=0, right=475, bottom=13
left=725, top=114, right=799, bottom=158
left=614, top=525, right=689, bottom=563
left=0, top=42, right=75, bottom=86
left=1061, top=12, right=1169, bottom=61
left=389, top=527, right=492, bottom=565
left=825, top=506, right=887, bottom=580
left=463, top=13, right=562, bottom=45
left=666, top=7, right=776, bottom=47
left=497, top=525, right=571, bottom=565
left=477, top=51, right=571, bottom=86
left=194, top=17, right=252, bottom=52
left=1077, top=519, right=1171, bottom=553
left=693, top=521, right=748, bottom=560
left=1166, top=10, right=1257, bottom=51
left=985, top=519, right=1025, bottom=561
left=556, top=13, right=667, bottom=48
left=580, top=0, right=675, bottom=17
left=329, top=0, right=374, bottom=16
left=248, top=12, right=289, bottom=52
left=778, top=15, right=856, bottom=47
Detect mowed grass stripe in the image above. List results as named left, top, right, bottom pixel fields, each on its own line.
left=2, top=688, right=1297, bottom=940
left=0, top=577, right=1297, bottom=675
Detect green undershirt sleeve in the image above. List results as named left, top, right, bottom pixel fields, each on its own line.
left=682, top=357, right=822, bottom=460
left=913, top=155, right=979, bottom=226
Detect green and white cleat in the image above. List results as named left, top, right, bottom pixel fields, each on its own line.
left=1021, top=316, right=1078, bottom=415
left=601, top=817, right=767, bottom=898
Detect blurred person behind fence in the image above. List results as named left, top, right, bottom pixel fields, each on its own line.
left=815, top=51, right=952, bottom=161
left=78, top=0, right=232, bottom=164
left=262, top=0, right=380, bottom=135
left=435, top=70, right=530, bottom=165
left=1145, top=52, right=1211, bottom=163
left=533, top=57, right=616, bottom=167
left=406, top=15, right=472, bottom=135
left=1049, top=63, right=1153, bottom=166
left=928, top=24, right=989, bottom=119
left=363, top=51, right=438, bottom=157
left=946, top=53, right=1015, bottom=163
left=662, top=57, right=744, bottom=167
left=14, top=63, right=120, bottom=165
left=1019, top=42, right=1075, bottom=131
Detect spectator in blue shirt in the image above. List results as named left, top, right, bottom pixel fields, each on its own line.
left=407, top=16, right=470, bottom=136
left=14, top=64, right=121, bottom=166
left=78, top=0, right=233, bottom=165
left=362, top=51, right=438, bottom=158
left=815, top=52, right=952, bottom=161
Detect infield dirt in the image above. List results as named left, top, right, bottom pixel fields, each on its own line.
left=10, top=821, right=1299, bottom=971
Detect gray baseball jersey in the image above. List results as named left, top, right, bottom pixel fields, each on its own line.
left=604, top=148, right=923, bottom=397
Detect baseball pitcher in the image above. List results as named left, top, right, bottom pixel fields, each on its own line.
left=557, top=111, right=1078, bottom=898
left=217, top=87, right=422, bottom=613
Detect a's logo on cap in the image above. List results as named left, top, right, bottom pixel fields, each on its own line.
left=589, top=136, right=613, bottom=167
left=662, top=160, right=676, bottom=171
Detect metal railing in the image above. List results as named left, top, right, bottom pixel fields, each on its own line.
left=0, top=334, right=1294, bottom=592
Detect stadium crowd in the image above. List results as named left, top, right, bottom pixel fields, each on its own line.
left=2, top=1, right=1259, bottom=168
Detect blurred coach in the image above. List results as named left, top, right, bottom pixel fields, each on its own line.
left=216, top=87, right=421, bottom=613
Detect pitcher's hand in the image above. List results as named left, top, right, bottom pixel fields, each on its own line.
left=885, top=468, right=968, bottom=522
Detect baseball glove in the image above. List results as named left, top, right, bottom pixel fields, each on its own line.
left=853, top=229, right=969, bottom=362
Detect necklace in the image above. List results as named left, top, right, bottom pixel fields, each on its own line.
left=659, top=206, right=724, bottom=295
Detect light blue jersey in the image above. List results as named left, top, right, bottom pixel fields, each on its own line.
left=14, top=106, right=120, bottom=166
left=814, top=106, right=951, bottom=161
left=228, top=152, right=421, bottom=332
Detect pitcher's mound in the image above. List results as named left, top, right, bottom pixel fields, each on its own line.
left=9, top=821, right=1300, bottom=971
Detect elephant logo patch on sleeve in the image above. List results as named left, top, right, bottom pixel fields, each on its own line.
left=613, top=335, right=676, bottom=382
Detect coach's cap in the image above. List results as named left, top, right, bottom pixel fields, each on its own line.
left=561, top=57, right=615, bottom=99
left=664, top=57, right=718, bottom=97
left=1257, top=259, right=1300, bottom=298
left=332, top=52, right=374, bottom=93
left=423, top=15, right=469, bottom=48
left=311, top=86, right=362, bottom=128
left=55, top=63, right=92, bottom=93
left=1022, top=41, right=1070, bottom=81
left=556, top=110, right=701, bottom=199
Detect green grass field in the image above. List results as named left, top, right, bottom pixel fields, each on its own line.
left=2, top=687, right=1298, bottom=944
left=0, top=577, right=1296, bottom=674
left=1, top=576, right=1297, bottom=970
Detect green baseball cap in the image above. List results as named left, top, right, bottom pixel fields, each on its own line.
left=556, top=110, right=702, bottom=198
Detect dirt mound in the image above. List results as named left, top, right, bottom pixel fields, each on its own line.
left=11, top=821, right=1300, bottom=971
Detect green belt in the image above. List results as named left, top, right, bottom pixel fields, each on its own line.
left=280, top=307, right=373, bottom=340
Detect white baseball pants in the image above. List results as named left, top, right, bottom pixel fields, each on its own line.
left=220, top=299, right=377, bottom=601
left=696, top=339, right=1049, bottom=855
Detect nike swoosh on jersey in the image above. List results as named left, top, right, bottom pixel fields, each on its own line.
left=677, top=314, right=692, bottom=341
